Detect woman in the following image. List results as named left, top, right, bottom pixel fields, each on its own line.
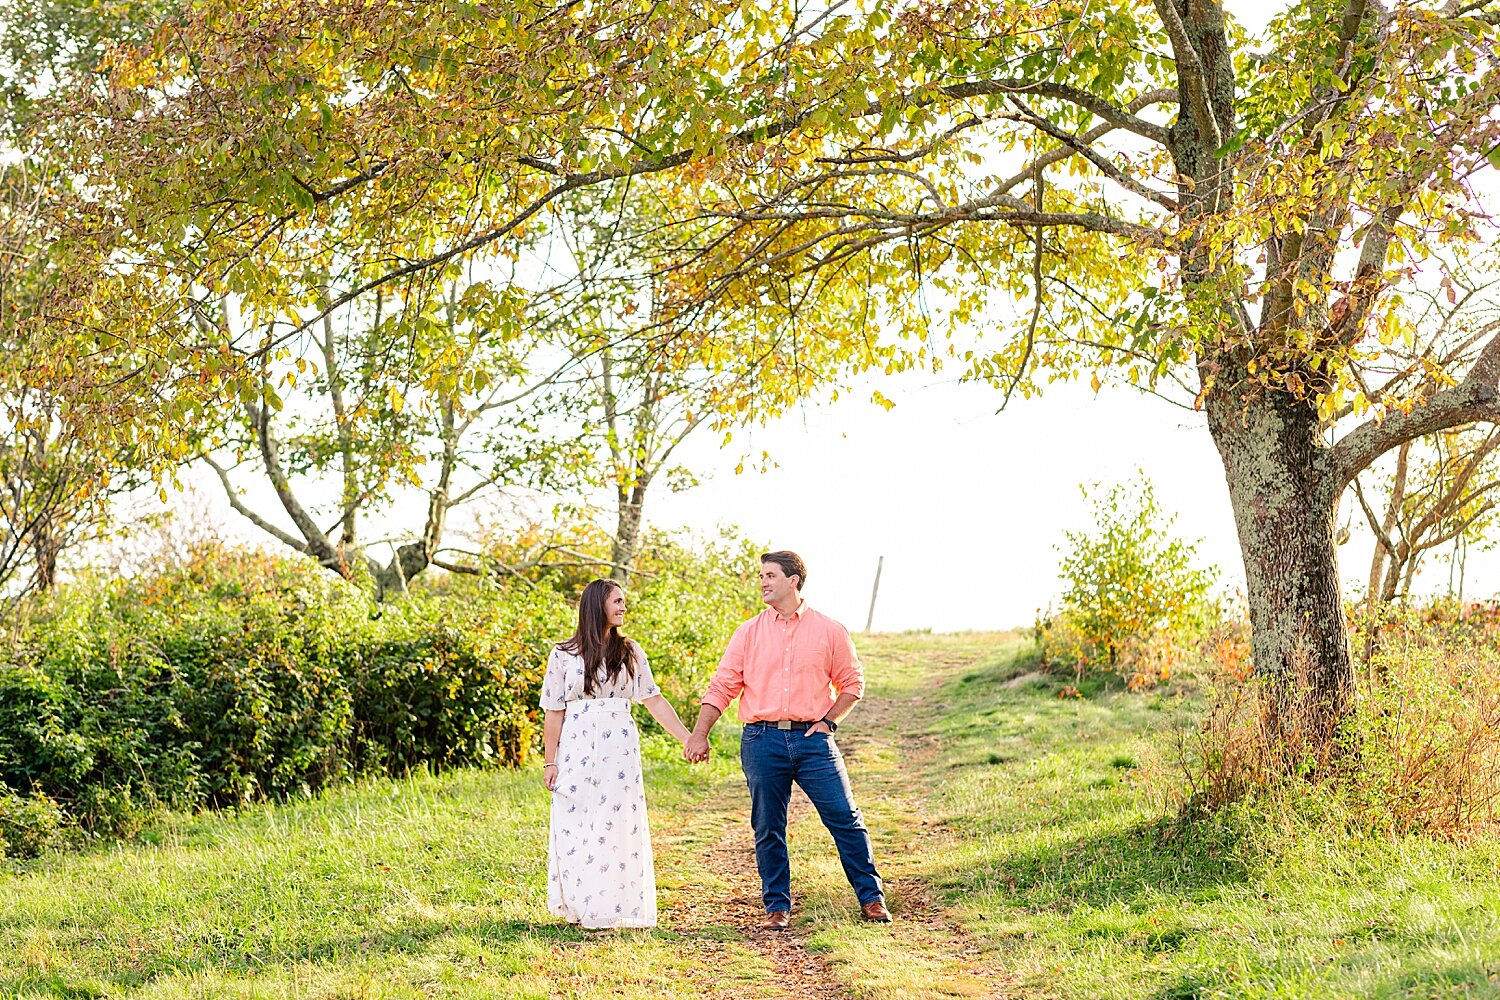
left=539, top=578, right=692, bottom=929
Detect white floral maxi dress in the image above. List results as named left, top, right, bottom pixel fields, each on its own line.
left=540, top=644, right=662, bottom=929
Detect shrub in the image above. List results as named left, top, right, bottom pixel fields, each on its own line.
left=440, top=522, right=764, bottom=724
left=1344, top=605, right=1500, bottom=837
left=625, top=528, right=763, bottom=721
left=342, top=586, right=572, bottom=773
left=0, top=529, right=759, bottom=855
left=1046, top=476, right=1216, bottom=676
left=0, top=625, right=204, bottom=836
left=8, top=548, right=363, bottom=816
left=0, top=788, right=66, bottom=858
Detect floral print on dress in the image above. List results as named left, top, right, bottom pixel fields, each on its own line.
left=541, top=643, right=661, bottom=929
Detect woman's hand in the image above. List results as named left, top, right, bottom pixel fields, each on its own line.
left=543, top=763, right=559, bottom=791
left=683, top=733, right=711, bottom=762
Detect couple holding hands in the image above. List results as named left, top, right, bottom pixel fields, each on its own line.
left=539, top=550, right=890, bottom=931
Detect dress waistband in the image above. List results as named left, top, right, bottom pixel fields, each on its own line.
left=565, top=697, right=631, bottom=715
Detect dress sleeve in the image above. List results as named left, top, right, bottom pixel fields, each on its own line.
left=630, top=643, right=661, bottom=704
left=539, top=646, right=568, bottom=711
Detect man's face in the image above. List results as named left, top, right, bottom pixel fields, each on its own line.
left=759, top=562, right=798, bottom=606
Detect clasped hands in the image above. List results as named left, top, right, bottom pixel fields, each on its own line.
left=682, top=733, right=711, bottom=763
left=682, top=720, right=832, bottom=763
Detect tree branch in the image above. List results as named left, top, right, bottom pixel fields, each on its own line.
left=201, top=452, right=309, bottom=553
left=247, top=400, right=339, bottom=563
left=935, top=79, right=1172, bottom=146
left=1325, top=329, right=1500, bottom=491
left=251, top=79, right=1175, bottom=357
left=1153, top=0, right=1223, bottom=150
left=1005, top=96, right=1179, bottom=211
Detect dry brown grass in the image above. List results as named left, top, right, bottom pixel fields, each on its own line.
left=1172, top=603, right=1500, bottom=839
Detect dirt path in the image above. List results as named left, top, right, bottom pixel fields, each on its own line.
left=847, top=675, right=1016, bottom=998
left=664, top=663, right=1013, bottom=999
left=677, top=799, right=853, bottom=999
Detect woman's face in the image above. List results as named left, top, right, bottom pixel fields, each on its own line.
left=605, top=586, right=627, bottom=629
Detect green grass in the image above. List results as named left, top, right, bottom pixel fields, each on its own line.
left=4, top=632, right=1499, bottom=998
left=851, top=632, right=1500, bottom=1000
left=0, top=739, right=762, bottom=999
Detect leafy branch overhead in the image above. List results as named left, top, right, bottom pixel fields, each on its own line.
left=19, top=0, right=1500, bottom=751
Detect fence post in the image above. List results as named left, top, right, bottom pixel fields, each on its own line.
left=864, top=555, right=883, bottom=633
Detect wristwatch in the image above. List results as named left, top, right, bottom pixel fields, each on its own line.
left=821, top=716, right=838, bottom=732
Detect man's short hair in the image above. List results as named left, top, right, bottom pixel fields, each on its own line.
left=761, top=550, right=807, bottom=590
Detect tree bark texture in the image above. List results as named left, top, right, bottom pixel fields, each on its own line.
left=1205, top=366, right=1353, bottom=751
left=1171, top=0, right=1356, bottom=752
left=610, top=482, right=646, bottom=584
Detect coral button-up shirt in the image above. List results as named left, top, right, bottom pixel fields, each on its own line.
left=702, top=602, right=864, bottom=723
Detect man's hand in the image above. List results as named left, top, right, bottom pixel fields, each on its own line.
left=804, top=721, right=832, bottom=737
left=683, top=733, right=711, bottom=763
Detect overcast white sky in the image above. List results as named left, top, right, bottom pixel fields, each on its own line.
left=646, top=373, right=1233, bottom=632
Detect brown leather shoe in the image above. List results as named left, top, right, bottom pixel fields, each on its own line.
left=860, top=900, right=892, bottom=923
left=760, top=910, right=791, bottom=931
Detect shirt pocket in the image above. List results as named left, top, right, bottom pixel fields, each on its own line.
left=792, top=639, right=832, bottom=673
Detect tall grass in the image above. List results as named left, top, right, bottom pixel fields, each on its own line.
left=1173, top=601, right=1500, bottom=839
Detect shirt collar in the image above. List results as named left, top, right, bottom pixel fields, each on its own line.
left=772, top=600, right=808, bottom=623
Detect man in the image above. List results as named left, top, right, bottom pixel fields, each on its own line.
left=683, top=550, right=890, bottom=929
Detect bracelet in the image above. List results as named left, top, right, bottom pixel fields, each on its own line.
left=543, top=762, right=557, bottom=768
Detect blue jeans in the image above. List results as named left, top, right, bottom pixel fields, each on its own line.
left=738, top=723, right=884, bottom=912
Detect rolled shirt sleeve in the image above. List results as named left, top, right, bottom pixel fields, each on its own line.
left=701, top=623, right=748, bottom=713
left=829, top=625, right=864, bottom=699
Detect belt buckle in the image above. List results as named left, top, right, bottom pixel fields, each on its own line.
left=775, top=720, right=793, bottom=730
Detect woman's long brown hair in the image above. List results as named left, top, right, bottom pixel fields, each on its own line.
left=559, top=579, right=636, bottom=696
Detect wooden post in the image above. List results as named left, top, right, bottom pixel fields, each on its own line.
left=864, top=555, right=883, bottom=633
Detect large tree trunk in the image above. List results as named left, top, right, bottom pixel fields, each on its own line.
left=1206, top=370, right=1354, bottom=756
left=372, top=541, right=429, bottom=602
left=370, top=438, right=453, bottom=601
left=1166, top=0, right=1357, bottom=760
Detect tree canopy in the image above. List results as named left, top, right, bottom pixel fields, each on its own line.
left=17, top=0, right=1500, bottom=747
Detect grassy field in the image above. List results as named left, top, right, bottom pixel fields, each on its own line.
left=871, top=634, right=1500, bottom=999
left=3, top=632, right=1498, bottom=998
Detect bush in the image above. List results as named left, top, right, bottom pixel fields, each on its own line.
left=1043, top=476, right=1216, bottom=678
left=443, top=521, right=763, bottom=722
left=0, top=788, right=66, bottom=858
left=1, top=547, right=364, bottom=823
left=0, top=530, right=758, bottom=855
left=1173, top=600, right=1500, bottom=839
left=624, top=528, right=763, bottom=721
left=1345, top=604, right=1500, bottom=837
left=342, top=586, right=572, bottom=773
